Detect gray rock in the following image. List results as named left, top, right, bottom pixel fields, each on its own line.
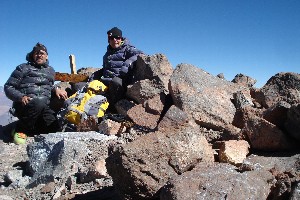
left=169, top=64, right=246, bottom=137
left=160, top=162, right=272, bottom=200
left=134, top=54, right=173, bottom=90
left=290, top=181, right=300, bottom=200
left=26, top=132, right=117, bottom=188
left=233, top=90, right=254, bottom=109
left=239, top=153, right=300, bottom=199
left=0, top=195, right=14, bottom=200
left=127, top=79, right=166, bottom=104
left=4, top=169, right=23, bottom=184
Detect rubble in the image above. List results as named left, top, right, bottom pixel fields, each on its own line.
left=0, top=53, right=299, bottom=199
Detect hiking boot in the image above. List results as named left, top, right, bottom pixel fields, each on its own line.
left=12, top=130, right=27, bottom=145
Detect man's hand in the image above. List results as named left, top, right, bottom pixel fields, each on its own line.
left=21, top=96, right=32, bottom=106
left=55, top=88, right=68, bottom=100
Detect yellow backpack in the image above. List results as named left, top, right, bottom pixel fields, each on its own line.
left=64, top=80, right=109, bottom=125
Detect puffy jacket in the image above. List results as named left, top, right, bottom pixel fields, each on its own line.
left=100, top=38, right=143, bottom=85
left=4, top=61, right=55, bottom=104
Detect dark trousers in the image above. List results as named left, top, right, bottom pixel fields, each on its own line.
left=14, top=98, right=59, bottom=135
left=107, top=77, right=126, bottom=112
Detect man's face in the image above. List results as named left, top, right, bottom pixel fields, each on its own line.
left=108, top=36, right=122, bottom=49
left=32, top=50, right=48, bottom=65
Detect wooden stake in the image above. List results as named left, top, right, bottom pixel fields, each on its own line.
left=69, top=54, right=77, bottom=74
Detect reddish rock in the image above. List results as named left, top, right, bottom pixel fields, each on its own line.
left=232, top=73, right=257, bottom=87
left=242, top=112, right=297, bottom=151
left=106, top=124, right=214, bottom=199
left=143, top=93, right=166, bottom=115
left=127, top=104, right=160, bottom=130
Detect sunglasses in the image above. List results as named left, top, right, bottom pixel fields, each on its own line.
left=109, top=36, right=122, bottom=40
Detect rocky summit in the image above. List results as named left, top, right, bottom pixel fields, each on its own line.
left=0, top=53, right=299, bottom=200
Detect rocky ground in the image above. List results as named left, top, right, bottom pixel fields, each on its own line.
left=0, top=122, right=122, bottom=200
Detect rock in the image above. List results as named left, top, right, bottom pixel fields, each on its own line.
left=4, top=169, right=23, bottom=184
left=106, top=124, right=214, bottom=199
left=285, top=104, right=300, bottom=141
left=78, top=159, right=108, bottom=183
left=0, top=195, right=14, bottom=200
left=262, top=101, right=291, bottom=129
left=160, top=162, right=272, bottom=200
left=143, top=93, right=166, bottom=115
left=290, top=181, right=300, bottom=200
left=126, top=79, right=167, bottom=104
left=158, top=105, right=189, bottom=130
left=239, top=153, right=300, bottom=199
left=232, top=73, right=257, bottom=87
left=40, top=181, right=56, bottom=194
left=216, top=73, right=225, bottom=79
left=260, top=72, right=300, bottom=108
left=218, top=140, right=250, bottom=166
left=169, top=64, right=246, bottom=138
left=233, top=90, right=254, bottom=109
left=26, top=132, right=117, bottom=188
left=127, top=104, right=160, bottom=130
left=134, top=53, right=173, bottom=90
left=98, top=119, right=126, bottom=135
left=242, top=111, right=297, bottom=151
left=115, top=99, right=135, bottom=116
left=94, top=159, right=107, bottom=177
left=77, top=67, right=101, bottom=77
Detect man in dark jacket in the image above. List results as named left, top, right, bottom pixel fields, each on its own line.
left=89, top=27, right=143, bottom=110
left=4, top=43, right=68, bottom=144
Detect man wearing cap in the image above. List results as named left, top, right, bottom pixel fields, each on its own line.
left=89, top=27, right=143, bottom=110
left=4, top=43, right=68, bottom=144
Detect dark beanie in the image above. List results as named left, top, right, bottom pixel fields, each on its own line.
left=107, top=27, right=122, bottom=37
left=32, top=42, right=48, bottom=54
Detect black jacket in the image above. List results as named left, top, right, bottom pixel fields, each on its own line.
left=4, top=61, right=55, bottom=104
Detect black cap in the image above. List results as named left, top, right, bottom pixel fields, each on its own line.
left=107, top=27, right=122, bottom=38
left=32, top=42, right=48, bottom=54
left=26, top=43, right=48, bottom=62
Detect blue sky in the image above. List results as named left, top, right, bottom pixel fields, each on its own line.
left=1, top=0, right=299, bottom=87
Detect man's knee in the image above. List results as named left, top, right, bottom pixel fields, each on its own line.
left=111, top=77, right=123, bottom=87
left=29, top=98, right=48, bottom=111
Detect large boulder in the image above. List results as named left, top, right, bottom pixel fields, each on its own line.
left=26, top=132, right=117, bottom=188
left=242, top=111, right=297, bottom=151
left=106, top=106, right=214, bottom=199
left=169, top=64, right=247, bottom=137
left=260, top=72, right=300, bottom=108
left=239, top=153, right=300, bottom=199
left=160, top=162, right=273, bottom=200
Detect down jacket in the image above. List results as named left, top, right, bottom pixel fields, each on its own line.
left=100, top=38, right=143, bottom=85
left=4, top=61, right=55, bottom=104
